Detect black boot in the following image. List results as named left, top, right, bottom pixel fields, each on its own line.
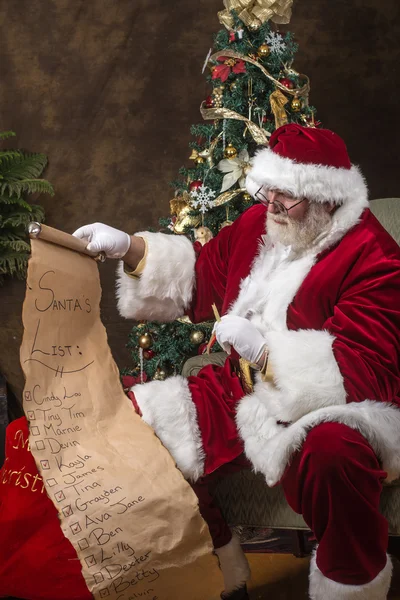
left=221, top=585, right=249, bottom=600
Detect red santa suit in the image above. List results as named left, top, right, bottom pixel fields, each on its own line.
left=115, top=125, right=400, bottom=599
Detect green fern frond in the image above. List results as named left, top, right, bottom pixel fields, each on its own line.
left=0, top=150, right=24, bottom=165
left=0, top=194, right=33, bottom=210
left=0, top=131, right=16, bottom=141
left=0, top=130, right=51, bottom=282
left=2, top=210, right=36, bottom=228
left=30, top=204, right=45, bottom=221
left=0, top=152, right=48, bottom=182
left=0, top=230, right=25, bottom=241
left=0, top=252, right=30, bottom=275
left=1, top=178, right=54, bottom=198
left=0, top=239, right=31, bottom=252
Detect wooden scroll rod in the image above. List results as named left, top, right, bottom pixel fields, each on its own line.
left=28, top=222, right=106, bottom=263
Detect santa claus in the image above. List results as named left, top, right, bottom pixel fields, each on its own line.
left=69, top=124, right=400, bottom=599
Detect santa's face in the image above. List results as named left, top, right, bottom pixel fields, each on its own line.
left=262, top=189, right=333, bottom=251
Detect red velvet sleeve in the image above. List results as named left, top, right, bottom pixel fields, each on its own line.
left=186, top=218, right=238, bottom=323
left=327, top=248, right=400, bottom=404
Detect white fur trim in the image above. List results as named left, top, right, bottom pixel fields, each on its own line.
left=229, top=240, right=316, bottom=331
left=237, top=399, right=400, bottom=487
left=215, top=534, right=251, bottom=595
left=264, top=329, right=347, bottom=421
left=309, top=550, right=392, bottom=599
left=133, top=376, right=205, bottom=481
left=234, top=329, right=347, bottom=456
left=246, top=147, right=369, bottom=207
left=116, top=232, right=196, bottom=321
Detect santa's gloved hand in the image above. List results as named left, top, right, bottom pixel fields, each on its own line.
left=73, top=223, right=131, bottom=259
left=214, top=315, right=266, bottom=364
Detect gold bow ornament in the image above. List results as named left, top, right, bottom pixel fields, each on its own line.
left=218, top=0, right=293, bottom=30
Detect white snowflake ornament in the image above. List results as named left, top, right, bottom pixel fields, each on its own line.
left=190, top=185, right=216, bottom=214
left=265, top=31, right=287, bottom=55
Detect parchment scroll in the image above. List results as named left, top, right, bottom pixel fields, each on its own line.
left=20, top=235, right=224, bottom=600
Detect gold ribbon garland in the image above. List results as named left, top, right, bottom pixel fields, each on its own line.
left=206, top=50, right=310, bottom=131
left=200, top=103, right=271, bottom=146
left=218, top=0, right=294, bottom=30
left=209, top=50, right=310, bottom=99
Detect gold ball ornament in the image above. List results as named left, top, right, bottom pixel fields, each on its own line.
left=291, top=96, right=302, bottom=112
left=138, top=333, right=152, bottom=349
left=190, top=330, right=205, bottom=345
left=242, top=192, right=252, bottom=203
left=154, top=368, right=167, bottom=380
left=224, top=143, right=238, bottom=159
left=257, top=44, right=270, bottom=58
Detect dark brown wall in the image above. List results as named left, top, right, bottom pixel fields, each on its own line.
left=1, top=0, right=399, bottom=400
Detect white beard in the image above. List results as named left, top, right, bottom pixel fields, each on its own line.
left=266, top=202, right=332, bottom=252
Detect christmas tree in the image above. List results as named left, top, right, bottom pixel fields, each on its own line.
left=0, top=131, right=54, bottom=284
left=126, top=2, right=319, bottom=382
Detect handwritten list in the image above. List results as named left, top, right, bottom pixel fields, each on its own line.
left=21, top=238, right=223, bottom=600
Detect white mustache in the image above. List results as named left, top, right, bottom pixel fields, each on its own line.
left=269, top=214, right=289, bottom=224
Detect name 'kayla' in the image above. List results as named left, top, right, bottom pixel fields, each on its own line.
left=55, top=453, right=91, bottom=472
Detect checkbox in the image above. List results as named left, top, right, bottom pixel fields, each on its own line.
left=70, top=522, right=82, bottom=535
left=55, top=490, right=66, bottom=502
left=62, top=505, right=73, bottom=517
left=93, top=572, right=104, bottom=584
left=46, top=478, right=58, bottom=487
left=24, top=391, right=32, bottom=401
left=40, top=459, right=50, bottom=470
left=85, top=555, right=97, bottom=567
left=31, top=426, right=40, bottom=436
left=99, top=589, right=110, bottom=598
left=27, top=411, right=35, bottom=420
left=35, top=440, right=45, bottom=450
left=78, top=538, right=89, bottom=550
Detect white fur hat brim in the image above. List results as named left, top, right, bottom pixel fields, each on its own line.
left=246, top=147, right=368, bottom=206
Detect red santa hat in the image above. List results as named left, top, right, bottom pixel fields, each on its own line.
left=246, top=123, right=368, bottom=206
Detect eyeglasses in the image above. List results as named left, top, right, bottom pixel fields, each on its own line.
left=255, top=187, right=306, bottom=216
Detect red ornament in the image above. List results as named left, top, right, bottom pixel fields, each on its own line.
left=189, top=180, right=203, bottom=192
left=205, top=95, right=215, bottom=108
left=229, top=31, right=236, bottom=43
left=279, top=77, right=295, bottom=89
left=143, top=349, right=156, bottom=360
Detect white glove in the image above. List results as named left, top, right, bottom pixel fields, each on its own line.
left=72, top=223, right=131, bottom=259
left=214, top=315, right=266, bottom=364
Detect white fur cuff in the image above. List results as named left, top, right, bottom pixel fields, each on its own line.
left=116, top=232, right=196, bottom=321
left=309, top=550, right=392, bottom=599
left=133, top=376, right=205, bottom=481
left=265, top=328, right=347, bottom=421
